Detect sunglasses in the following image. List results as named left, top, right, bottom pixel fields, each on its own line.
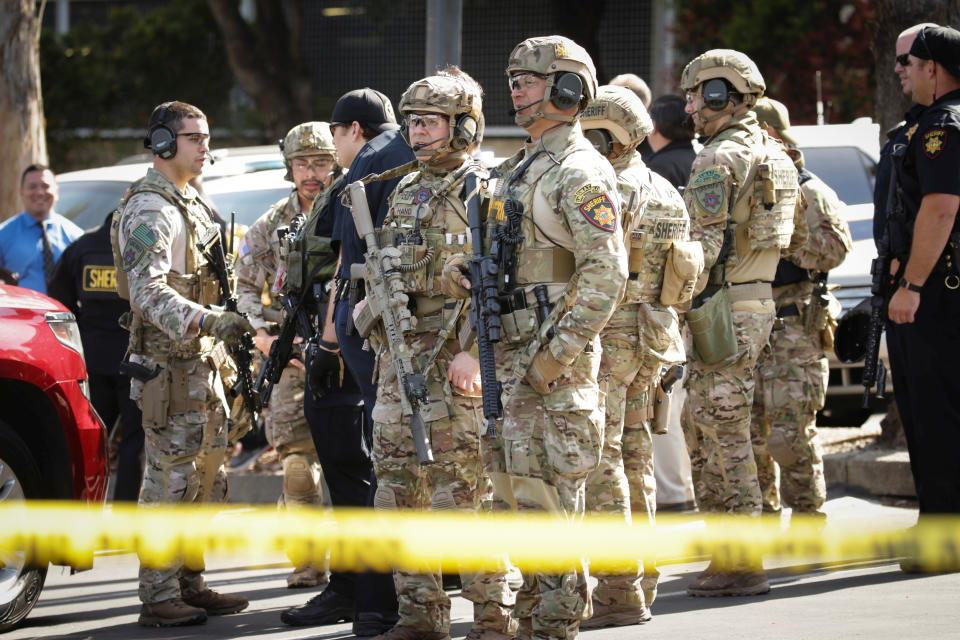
left=509, top=72, right=547, bottom=92
left=895, top=53, right=911, bottom=67
left=405, top=113, right=447, bottom=129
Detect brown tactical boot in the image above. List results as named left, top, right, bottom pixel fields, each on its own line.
left=464, top=628, right=513, bottom=640
left=687, top=566, right=770, bottom=597
left=580, top=600, right=652, bottom=629
left=182, top=588, right=250, bottom=615
left=287, top=565, right=330, bottom=588
left=371, top=623, right=451, bottom=640
left=138, top=597, right=207, bottom=627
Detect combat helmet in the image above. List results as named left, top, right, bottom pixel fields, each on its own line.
left=680, top=49, right=765, bottom=108
left=279, top=121, right=337, bottom=182
left=506, top=35, right=598, bottom=126
left=581, top=84, right=654, bottom=158
left=399, top=68, right=484, bottom=162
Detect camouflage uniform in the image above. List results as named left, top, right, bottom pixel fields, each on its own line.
left=579, top=86, right=690, bottom=624
left=489, top=37, right=627, bottom=640
left=366, top=73, right=514, bottom=639
left=751, top=153, right=851, bottom=516
left=114, top=167, right=230, bottom=604
left=236, top=192, right=324, bottom=508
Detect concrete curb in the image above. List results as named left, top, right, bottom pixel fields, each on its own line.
left=227, top=472, right=283, bottom=504
left=824, top=447, right=915, bottom=498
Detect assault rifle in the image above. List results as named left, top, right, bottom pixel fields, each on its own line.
left=255, top=290, right=313, bottom=407
left=197, top=226, right=261, bottom=419
left=464, top=171, right=503, bottom=439
left=344, top=180, right=434, bottom=464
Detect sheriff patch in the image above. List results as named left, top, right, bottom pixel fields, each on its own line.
left=579, top=194, right=617, bottom=231
left=574, top=183, right=603, bottom=204
left=121, top=237, right=147, bottom=272
left=415, top=188, right=432, bottom=203
left=689, top=167, right=728, bottom=217
left=82, top=265, right=116, bottom=292
left=923, top=128, right=946, bottom=158
left=652, top=218, right=689, bottom=242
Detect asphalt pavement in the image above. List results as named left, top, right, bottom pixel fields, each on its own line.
left=9, top=491, right=957, bottom=640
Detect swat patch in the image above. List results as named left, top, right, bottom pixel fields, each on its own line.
left=574, top=183, right=603, bottom=204
left=923, top=128, right=946, bottom=158
left=690, top=167, right=725, bottom=187
left=905, top=123, right=919, bottom=142
left=579, top=194, right=617, bottom=231
left=121, top=237, right=148, bottom=272
left=82, top=265, right=116, bottom=292
left=131, top=224, right=157, bottom=248
left=689, top=167, right=728, bottom=217
left=651, top=218, right=689, bottom=242
left=415, top=188, right=432, bottom=203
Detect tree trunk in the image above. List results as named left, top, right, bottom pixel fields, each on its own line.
left=207, top=0, right=311, bottom=139
left=0, top=0, right=46, bottom=222
left=870, top=0, right=960, bottom=146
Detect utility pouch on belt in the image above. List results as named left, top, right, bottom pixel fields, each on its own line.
left=661, top=241, right=704, bottom=307
left=652, top=384, right=671, bottom=435
left=350, top=262, right=377, bottom=338
left=687, top=287, right=737, bottom=365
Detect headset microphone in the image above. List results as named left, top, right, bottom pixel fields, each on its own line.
left=412, top=136, right=448, bottom=151
left=208, top=154, right=216, bottom=165
left=508, top=98, right=544, bottom=116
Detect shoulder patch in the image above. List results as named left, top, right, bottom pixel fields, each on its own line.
left=121, top=237, right=147, bottom=272
left=131, top=224, right=157, bottom=248
left=923, top=128, right=946, bottom=158
left=692, top=182, right=726, bottom=217
left=689, top=167, right=725, bottom=188
left=579, top=193, right=617, bottom=232
left=573, top=183, right=603, bottom=204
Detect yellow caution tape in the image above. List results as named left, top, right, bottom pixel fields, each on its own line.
left=1, top=502, right=957, bottom=573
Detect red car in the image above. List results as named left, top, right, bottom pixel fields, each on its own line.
left=0, top=284, right=108, bottom=631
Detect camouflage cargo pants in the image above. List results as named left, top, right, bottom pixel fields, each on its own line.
left=132, top=354, right=228, bottom=604
left=584, top=305, right=657, bottom=610
left=496, top=338, right=604, bottom=640
left=372, top=333, right=513, bottom=635
left=751, top=314, right=827, bottom=515
left=685, top=307, right=774, bottom=516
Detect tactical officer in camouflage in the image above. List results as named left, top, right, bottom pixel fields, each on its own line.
left=578, top=84, right=697, bottom=628
left=359, top=67, right=513, bottom=640
left=749, top=98, right=852, bottom=521
left=444, top=36, right=627, bottom=640
left=235, top=122, right=337, bottom=588
left=112, top=101, right=250, bottom=626
left=678, top=51, right=804, bottom=596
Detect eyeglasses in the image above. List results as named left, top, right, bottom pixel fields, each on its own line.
left=405, top=113, right=448, bottom=129
left=895, top=53, right=912, bottom=67
left=292, top=157, right=334, bottom=171
left=509, top=72, right=547, bottom=92
left=177, top=132, right=209, bottom=145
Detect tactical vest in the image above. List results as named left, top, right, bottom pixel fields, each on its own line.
left=772, top=168, right=815, bottom=287
left=111, top=172, right=221, bottom=359
left=715, top=123, right=799, bottom=284
left=618, top=156, right=691, bottom=304
left=282, top=172, right=343, bottom=296
left=387, top=162, right=487, bottom=320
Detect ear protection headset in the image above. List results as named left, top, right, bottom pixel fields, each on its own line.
left=701, top=78, right=733, bottom=111
left=550, top=72, right=584, bottom=110
left=449, top=114, right=478, bottom=151
left=144, top=102, right=177, bottom=160
left=584, top=128, right=614, bottom=157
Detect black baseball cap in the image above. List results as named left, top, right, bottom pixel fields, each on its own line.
left=330, top=88, right=400, bottom=133
left=910, top=25, right=960, bottom=78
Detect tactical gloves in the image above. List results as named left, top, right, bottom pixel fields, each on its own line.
left=202, top=310, right=255, bottom=348
left=525, top=348, right=567, bottom=395
left=441, top=255, right=472, bottom=299
left=305, top=339, right=344, bottom=399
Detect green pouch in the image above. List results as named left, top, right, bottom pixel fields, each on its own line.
left=687, top=286, right=737, bottom=365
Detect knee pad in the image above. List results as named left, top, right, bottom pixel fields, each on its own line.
left=430, top=486, right=457, bottom=511
left=374, top=484, right=398, bottom=511
left=283, top=454, right=318, bottom=502
left=767, top=429, right=799, bottom=466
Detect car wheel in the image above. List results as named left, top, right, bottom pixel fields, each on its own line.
left=0, top=420, right=47, bottom=632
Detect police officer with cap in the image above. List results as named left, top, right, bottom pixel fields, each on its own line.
left=885, top=25, right=960, bottom=559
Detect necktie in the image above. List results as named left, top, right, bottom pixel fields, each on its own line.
left=41, top=222, right=55, bottom=285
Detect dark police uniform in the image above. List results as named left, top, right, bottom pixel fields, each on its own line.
left=887, top=87, right=960, bottom=514
left=873, top=104, right=925, bottom=245
left=48, top=212, right=144, bottom=502
left=646, top=138, right=697, bottom=192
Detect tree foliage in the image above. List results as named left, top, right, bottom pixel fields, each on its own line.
left=675, top=0, right=874, bottom=125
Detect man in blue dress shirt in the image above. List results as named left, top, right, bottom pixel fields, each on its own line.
left=0, top=164, right=82, bottom=294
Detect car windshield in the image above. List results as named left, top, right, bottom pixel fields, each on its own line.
left=208, top=188, right=290, bottom=227
left=800, top=147, right=876, bottom=206
left=58, top=181, right=130, bottom=230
